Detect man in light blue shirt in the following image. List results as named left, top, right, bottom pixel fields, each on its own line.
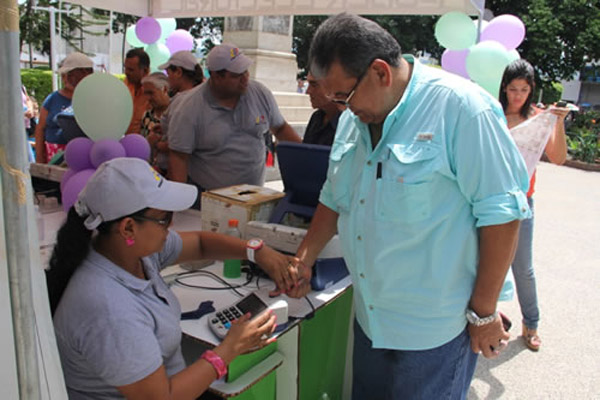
left=286, top=14, right=530, bottom=399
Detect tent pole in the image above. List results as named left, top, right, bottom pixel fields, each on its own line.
left=0, top=0, right=41, bottom=398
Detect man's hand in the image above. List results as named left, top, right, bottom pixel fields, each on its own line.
left=268, top=257, right=313, bottom=298
left=468, top=317, right=510, bottom=359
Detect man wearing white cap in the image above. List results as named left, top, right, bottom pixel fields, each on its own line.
left=167, top=43, right=301, bottom=198
left=158, top=51, right=204, bottom=95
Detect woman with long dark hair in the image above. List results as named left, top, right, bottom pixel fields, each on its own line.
left=499, top=59, right=570, bottom=351
left=48, top=158, right=296, bottom=399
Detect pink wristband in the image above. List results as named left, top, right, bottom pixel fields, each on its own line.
left=201, top=350, right=227, bottom=379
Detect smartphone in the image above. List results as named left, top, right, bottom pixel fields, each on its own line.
left=499, top=311, right=512, bottom=332
left=556, top=100, right=567, bottom=107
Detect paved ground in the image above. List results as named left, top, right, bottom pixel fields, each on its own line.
left=468, top=162, right=600, bottom=399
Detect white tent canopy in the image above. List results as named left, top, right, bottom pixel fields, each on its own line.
left=68, top=0, right=484, bottom=17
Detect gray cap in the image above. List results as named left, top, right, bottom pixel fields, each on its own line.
left=75, top=158, right=197, bottom=230
left=58, top=52, right=94, bottom=74
left=206, top=43, right=252, bottom=74
left=158, top=51, right=199, bottom=71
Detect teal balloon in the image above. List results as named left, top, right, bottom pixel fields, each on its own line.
left=147, top=43, right=171, bottom=71
left=435, top=12, right=477, bottom=50
left=466, top=41, right=512, bottom=98
left=507, top=49, right=521, bottom=63
left=72, top=73, right=133, bottom=141
left=126, top=25, right=145, bottom=48
left=157, top=18, right=177, bottom=42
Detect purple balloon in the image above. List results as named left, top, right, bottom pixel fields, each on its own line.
left=64, top=137, right=94, bottom=171
left=441, top=49, right=470, bottom=79
left=90, top=139, right=126, bottom=168
left=165, top=29, right=194, bottom=54
left=61, top=168, right=96, bottom=212
left=60, top=168, right=78, bottom=193
left=135, top=17, right=161, bottom=45
left=120, top=134, right=151, bottom=161
left=480, top=14, right=526, bottom=50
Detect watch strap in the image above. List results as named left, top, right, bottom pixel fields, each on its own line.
left=246, top=239, right=264, bottom=263
left=246, top=246, right=256, bottom=263
left=466, top=309, right=498, bottom=326
left=201, top=350, right=227, bottom=379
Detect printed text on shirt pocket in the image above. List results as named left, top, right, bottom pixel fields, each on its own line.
left=376, top=142, right=442, bottom=223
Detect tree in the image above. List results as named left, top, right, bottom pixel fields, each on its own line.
left=487, top=0, right=600, bottom=82
left=292, top=3, right=600, bottom=89
left=292, top=15, right=440, bottom=76
left=178, top=17, right=224, bottom=54
left=19, top=0, right=109, bottom=67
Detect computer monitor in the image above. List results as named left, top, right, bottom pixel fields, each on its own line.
left=269, top=142, right=331, bottom=224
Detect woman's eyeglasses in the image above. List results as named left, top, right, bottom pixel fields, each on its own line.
left=133, top=211, right=173, bottom=227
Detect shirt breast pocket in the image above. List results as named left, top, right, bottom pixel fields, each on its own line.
left=376, top=142, right=441, bottom=224
left=328, top=142, right=359, bottom=213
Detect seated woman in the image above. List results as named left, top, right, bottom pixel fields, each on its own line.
left=48, top=157, right=298, bottom=399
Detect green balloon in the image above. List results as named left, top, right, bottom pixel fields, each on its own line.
left=147, top=43, right=171, bottom=70
left=126, top=25, right=145, bottom=48
left=466, top=41, right=511, bottom=98
left=157, top=18, right=177, bottom=42
left=72, top=73, right=133, bottom=141
left=435, top=12, right=477, bottom=50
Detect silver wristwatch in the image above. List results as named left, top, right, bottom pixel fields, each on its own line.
left=465, top=309, right=498, bottom=326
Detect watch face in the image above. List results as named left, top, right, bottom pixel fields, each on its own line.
left=248, top=238, right=263, bottom=249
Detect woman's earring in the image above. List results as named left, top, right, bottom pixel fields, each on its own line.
left=126, top=238, right=135, bottom=247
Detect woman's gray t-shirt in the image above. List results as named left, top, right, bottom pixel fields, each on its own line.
left=53, top=230, right=184, bottom=399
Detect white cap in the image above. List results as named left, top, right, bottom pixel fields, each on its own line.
left=75, top=158, right=197, bottom=230
left=158, top=51, right=199, bottom=71
left=206, top=44, right=252, bottom=74
left=58, top=52, right=94, bottom=74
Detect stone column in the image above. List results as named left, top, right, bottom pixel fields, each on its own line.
left=223, top=16, right=298, bottom=92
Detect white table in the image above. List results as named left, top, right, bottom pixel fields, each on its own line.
left=164, top=262, right=352, bottom=399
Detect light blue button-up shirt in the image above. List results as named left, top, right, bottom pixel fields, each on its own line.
left=319, top=55, right=531, bottom=350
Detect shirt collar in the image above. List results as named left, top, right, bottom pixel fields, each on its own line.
left=86, top=248, right=152, bottom=292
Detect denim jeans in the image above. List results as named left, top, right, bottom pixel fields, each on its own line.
left=511, top=196, right=540, bottom=330
left=352, top=320, right=478, bottom=400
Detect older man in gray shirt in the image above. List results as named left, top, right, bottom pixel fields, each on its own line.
left=167, top=44, right=301, bottom=193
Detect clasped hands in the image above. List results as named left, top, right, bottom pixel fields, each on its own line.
left=253, top=247, right=312, bottom=298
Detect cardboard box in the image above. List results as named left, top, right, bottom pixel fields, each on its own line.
left=201, top=184, right=284, bottom=237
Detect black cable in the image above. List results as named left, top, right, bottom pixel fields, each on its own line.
left=174, top=269, right=253, bottom=297
left=304, top=295, right=316, bottom=319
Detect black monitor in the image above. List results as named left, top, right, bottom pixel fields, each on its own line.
left=269, top=142, right=331, bottom=224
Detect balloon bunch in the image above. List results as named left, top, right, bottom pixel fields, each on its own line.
left=60, top=73, right=150, bottom=211
left=435, top=12, right=525, bottom=98
left=126, top=17, right=195, bottom=72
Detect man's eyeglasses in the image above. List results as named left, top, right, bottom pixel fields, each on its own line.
left=133, top=211, right=173, bottom=227
left=330, top=70, right=367, bottom=107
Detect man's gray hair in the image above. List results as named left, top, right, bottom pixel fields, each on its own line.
left=309, top=13, right=402, bottom=79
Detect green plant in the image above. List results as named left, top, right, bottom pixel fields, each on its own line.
left=20, top=68, right=53, bottom=105
left=567, top=128, right=600, bottom=163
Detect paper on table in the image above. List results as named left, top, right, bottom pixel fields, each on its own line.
left=509, top=111, right=558, bottom=179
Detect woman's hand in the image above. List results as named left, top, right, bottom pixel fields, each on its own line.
left=255, top=246, right=300, bottom=293
left=549, top=105, right=570, bottom=121
left=218, top=311, right=277, bottom=358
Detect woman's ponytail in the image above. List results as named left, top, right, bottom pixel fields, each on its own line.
left=46, top=208, right=93, bottom=315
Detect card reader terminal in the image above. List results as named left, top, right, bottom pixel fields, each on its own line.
left=207, top=292, right=289, bottom=340
left=208, top=293, right=268, bottom=339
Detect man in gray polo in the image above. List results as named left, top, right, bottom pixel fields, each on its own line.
left=167, top=43, right=301, bottom=194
